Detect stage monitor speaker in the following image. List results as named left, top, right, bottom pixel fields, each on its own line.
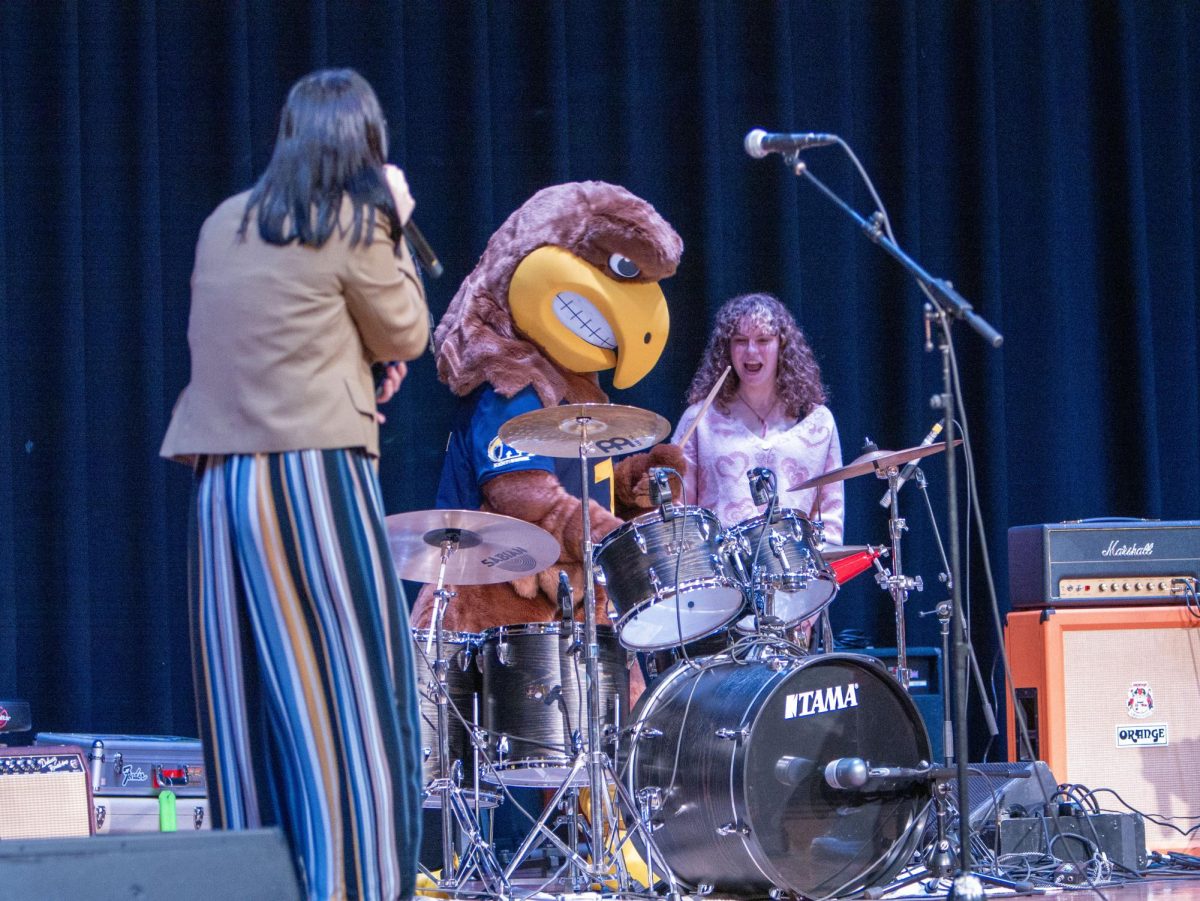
left=0, top=745, right=93, bottom=839
left=0, top=828, right=302, bottom=900
left=1006, top=605, right=1200, bottom=852
left=945, top=760, right=1060, bottom=829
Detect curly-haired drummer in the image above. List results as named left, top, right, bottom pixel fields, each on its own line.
left=673, top=292, right=844, bottom=542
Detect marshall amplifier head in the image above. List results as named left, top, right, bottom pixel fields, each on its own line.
left=1008, top=519, right=1200, bottom=608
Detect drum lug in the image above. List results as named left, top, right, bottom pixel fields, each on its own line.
left=710, top=553, right=726, bottom=577
left=496, top=639, right=510, bottom=666
left=647, top=567, right=662, bottom=597
left=769, top=531, right=790, bottom=569
left=634, top=725, right=663, bottom=741
left=809, top=516, right=826, bottom=545
left=715, top=726, right=749, bottom=742
left=716, top=820, right=751, bottom=836
left=633, top=526, right=647, bottom=554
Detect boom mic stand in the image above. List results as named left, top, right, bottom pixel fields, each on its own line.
left=777, top=147, right=1004, bottom=900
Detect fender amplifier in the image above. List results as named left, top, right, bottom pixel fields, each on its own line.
left=0, top=745, right=94, bottom=839
left=35, top=733, right=210, bottom=834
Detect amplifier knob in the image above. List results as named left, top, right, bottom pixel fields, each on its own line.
left=1097, top=583, right=1106, bottom=592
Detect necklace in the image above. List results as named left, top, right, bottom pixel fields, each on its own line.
left=737, top=392, right=779, bottom=438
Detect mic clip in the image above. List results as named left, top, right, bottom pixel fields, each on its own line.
left=648, top=467, right=675, bottom=515
left=747, top=467, right=777, bottom=508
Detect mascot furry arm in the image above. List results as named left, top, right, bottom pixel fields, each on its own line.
left=412, top=181, right=684, bottom=635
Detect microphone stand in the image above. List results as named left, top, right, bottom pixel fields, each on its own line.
left=781, top=150, right=1005, bottom=898
left=910, top=464, right=1001, bottom=764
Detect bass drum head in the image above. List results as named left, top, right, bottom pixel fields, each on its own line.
left=628, top=653, right=931, bottom=899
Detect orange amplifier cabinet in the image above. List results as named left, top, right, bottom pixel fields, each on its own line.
left=1006, top=606, right=1200, bottom=852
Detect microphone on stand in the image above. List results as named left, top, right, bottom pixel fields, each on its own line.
left=744, top=128, right=839, bottom=159
left=648, top=466, right=675, bottom=513
left=879, top=422, right=943, bottom=507
left=557, top=571, right=574, bottom=639
left=824, top=757, right=935, bottom=792
left=747, top=467, right=777, bottom=507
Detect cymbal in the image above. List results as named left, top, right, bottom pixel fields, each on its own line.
left=385, top=509, right=560, bottom=585
left=789, top=440, right=962, bottom=491
left=499, top=403, right=670, bottom=459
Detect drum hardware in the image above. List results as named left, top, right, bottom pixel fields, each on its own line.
left=499, top=404, right=681, bottom=896
left=387, top=509, right=561, bottom=895
left=908, top=460, right=1001, bottom=762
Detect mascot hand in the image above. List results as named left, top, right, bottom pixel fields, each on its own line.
left=481, top=469, right=623, bottom=563
left=614, top=442, right=688, bottom=515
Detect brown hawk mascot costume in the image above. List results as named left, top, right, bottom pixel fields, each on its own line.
left=411, top=182, right=684, bottom=686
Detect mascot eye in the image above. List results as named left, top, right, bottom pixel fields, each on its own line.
left=608, top=253, right=640, bottom=279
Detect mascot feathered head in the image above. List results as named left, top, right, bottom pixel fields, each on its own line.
left=434, top=181, right=683, bottom=405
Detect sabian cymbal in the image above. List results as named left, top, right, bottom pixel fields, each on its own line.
left=498, top=403, right=670, bottom=459
left=790, top=440, right=962, bottom=491
left=385, top=509, right=560, bottom=585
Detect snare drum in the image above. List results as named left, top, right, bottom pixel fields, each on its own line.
left=728, top=508, right=837, bottom=627
left=594, top=505, right=744, bottom=651
left=477, top=622, right=628, bottom=787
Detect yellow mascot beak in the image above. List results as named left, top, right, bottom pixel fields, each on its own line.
left=508, top=245, right=669, bottom=389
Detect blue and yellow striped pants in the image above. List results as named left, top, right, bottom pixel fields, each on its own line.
left=189, top=449, right=422, bottom=901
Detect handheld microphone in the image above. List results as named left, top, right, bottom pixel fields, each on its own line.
left=401, top=218, right=444, bottom=279
left=879, top=422, right=943, bottom=507
left=824, top=757, right=933, bottom=792
left=744, top=128, right=839, bottom=159
left=557, top=571, right=574, bottom=639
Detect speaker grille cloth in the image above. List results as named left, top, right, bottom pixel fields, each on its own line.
left=1063, top=626, right=1200, bottom=851
left=0, top=771, right=92, bottom=838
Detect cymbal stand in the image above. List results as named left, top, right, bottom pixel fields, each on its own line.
left=503, top=413, right=679, bottom=897
left=874, top=466, right=923, bottom=689
left=421, top=532, right=508, bottom=896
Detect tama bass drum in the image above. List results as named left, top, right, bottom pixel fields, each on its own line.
left=626, top=652, right=931, bottom=899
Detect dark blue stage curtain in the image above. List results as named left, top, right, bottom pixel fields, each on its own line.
left=1, top=2, right=1197, bottom=760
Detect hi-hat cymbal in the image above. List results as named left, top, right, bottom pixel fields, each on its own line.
left=790, top=439, right=962, bottom=491
left=499, top=403, right=670, bottom=459
left=385, top=509, right=560, bottom=585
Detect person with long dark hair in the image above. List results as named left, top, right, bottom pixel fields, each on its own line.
left=161, top=69, right=429, bottom=901
left=674, top=292, right=844, bottom=539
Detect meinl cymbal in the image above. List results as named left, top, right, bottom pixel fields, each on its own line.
left=498, top=403, right=670, bottom=459
left=385, top=509, right=560, bottom=585
left=789, top=439, right=962, bottom=491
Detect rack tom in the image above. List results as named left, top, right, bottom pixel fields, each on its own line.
left=594, top=505, right=743, bottom=651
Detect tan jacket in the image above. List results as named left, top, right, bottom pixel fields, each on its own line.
left=160, top=191, right=429, bottom=461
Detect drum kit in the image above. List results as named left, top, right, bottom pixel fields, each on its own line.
left=387, top=402, right=961, bottom=900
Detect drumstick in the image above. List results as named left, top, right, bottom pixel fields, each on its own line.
left=677, top=364, right=731, bottom=448
left=632, top=366, right=731, bottom=507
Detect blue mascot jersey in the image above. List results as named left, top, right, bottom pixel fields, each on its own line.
left=435, top=385, right=615, bottom=513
